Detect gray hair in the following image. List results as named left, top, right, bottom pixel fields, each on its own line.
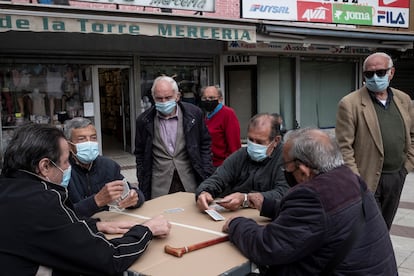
left=283, top=127, right=344, bottom=174
left=64, top=117, right=93, bottom=140
left=151, top=76, right=179, bottom=98
left=200, top=85, right=223, bottom=98
left=363, top=52, right=393, bottom=71
left=248, top=113, right=281, bottom=141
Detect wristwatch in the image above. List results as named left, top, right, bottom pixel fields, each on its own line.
left=242, top=193, right=249, bottom=208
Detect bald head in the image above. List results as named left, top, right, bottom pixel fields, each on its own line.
left=248, top=113, right=280, bottom=141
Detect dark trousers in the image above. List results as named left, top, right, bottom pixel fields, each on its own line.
left=374, top=167, right=407, bottom=230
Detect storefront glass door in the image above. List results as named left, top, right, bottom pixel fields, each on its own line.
left=95, top=66, right=131, bottom=155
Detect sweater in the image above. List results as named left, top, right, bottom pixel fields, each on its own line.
left=205, top=105, right=241, bottom=167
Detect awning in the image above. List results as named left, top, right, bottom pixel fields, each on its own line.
left=0, top=3, right=256, bottom=43
left=258, top=21, right=414, bottom=51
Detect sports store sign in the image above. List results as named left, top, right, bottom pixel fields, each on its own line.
left=241, top=0, right=410, bottom=28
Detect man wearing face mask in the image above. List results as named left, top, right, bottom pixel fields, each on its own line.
left=196, top=113, right=289, bottom=212
left=65, top=117, right=145, bottom=218
left=0, top=123, right=172, bottom=275
left=200, top=85, right=241, bottom=167
left=135, top=76, right=214, bottom=199
left=222, top=128, right=396, bottom=275
left=336, top=52, right=414, bottom=230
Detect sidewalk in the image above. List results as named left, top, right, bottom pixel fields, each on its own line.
left=390, top=173, right=414, bottom=276
left=111, top=151, right=414, bottom=275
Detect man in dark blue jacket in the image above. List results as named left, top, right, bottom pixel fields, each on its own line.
left=134, top=76, right=214, bottom=199
left=0, top=123, right=171, bottom=275
left=223, top=128, right=397, bottom=275
left=65, top=117, right=145, bottom=218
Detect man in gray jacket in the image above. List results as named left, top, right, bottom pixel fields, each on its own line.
left=196, top=113, right=289, bottom=212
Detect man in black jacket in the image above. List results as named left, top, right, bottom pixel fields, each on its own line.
left=65, top=117, right=144, bottom=218
left=0, top=123, right=171, bottom=275
left=196, top=113, right=289, bottom=212
left=134, top=76, right=214, bottom=199
left=223, top=128, right=397, bottom=275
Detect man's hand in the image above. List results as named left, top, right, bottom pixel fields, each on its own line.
left=97, top=220, right=137, bottom=234
left=142, top=215, right=171, bottom=238
left=248, top=192, right=264, bottom=211
left=118, top=189, right=139, bottom=209
left=196, top=191, right=214, bottom=211
left=222, top=215, right=240, bottom=233
left=216, top=192, right=245, bottom=211
left=94, top=180, right=125, bottom=207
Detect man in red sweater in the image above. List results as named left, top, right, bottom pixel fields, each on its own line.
left=200, top=85, right=241, bottom=167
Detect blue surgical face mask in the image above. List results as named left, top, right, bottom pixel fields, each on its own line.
left=247, top=139, right=273, bottom=162
left=60, top=166, right=72, bottom=188
left=155, top=100, right=177, bottom=115
left=49, top=160, right=72, bottom=188
left=74, top=141, right=99, bottom=164
left=365, top=74, right=389, bottom=93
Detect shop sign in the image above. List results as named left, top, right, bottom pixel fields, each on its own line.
left=77, top=0, right=215, bottom=12
left=241, top=0, right=409, bottom=28
left=223, top=55, right=257, bottom=65
left=0, top=12, right=255, bottom=42
left=227, top=41, right=372, bottom=56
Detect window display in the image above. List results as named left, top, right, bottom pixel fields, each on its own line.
left=0, top=63, right=93, bottom=154
left=0, top=63, right=92, bottom=126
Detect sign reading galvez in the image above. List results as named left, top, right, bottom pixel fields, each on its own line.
left=0, top=12, right=255, bottom=42
left=242, top=0, right=410, bottom=28
left=79, top=0, right=215, bottom=12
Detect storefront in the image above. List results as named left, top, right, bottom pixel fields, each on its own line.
left=219, top=0, right=414, bottom=132
left=0, top=3, right=256, bottom=155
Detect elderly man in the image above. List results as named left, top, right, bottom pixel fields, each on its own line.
left=200, top=85, right=241, bottom=167
left=0, top=123, right=171, bottom=275
left=135, top=76, right=214, bottom=199
left=196, top=113, right=289, bottom=212
left=336, top=52, right=414, bottom=229
left=223, top=128, right=396, bottom=275
left=65, top=117, right=145, bottom=218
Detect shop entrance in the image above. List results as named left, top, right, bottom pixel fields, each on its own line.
left=224, top=66, right=257, bottom=141
left=96, top=67, right=132, bottom=155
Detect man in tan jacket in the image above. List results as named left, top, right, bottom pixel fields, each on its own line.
left=336, top=52, right=414, bottom=229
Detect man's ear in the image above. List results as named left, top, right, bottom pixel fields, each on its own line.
left=38, top=158, right=51, bottom=177
left=274, top=135, right=282, bottom=144
left=297, top=162, right=314, bottom=180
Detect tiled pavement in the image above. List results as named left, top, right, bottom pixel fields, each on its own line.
left=106, top=151, right=414, bottom=275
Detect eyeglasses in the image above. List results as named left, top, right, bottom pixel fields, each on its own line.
left=281, top=159, right=299, bottom=172
left=201, top=97, right=219, bottom=101
left=363, top=68, right=391, bottom=79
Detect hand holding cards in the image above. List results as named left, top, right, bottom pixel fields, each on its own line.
left=108, top=178, right=130, bottom=211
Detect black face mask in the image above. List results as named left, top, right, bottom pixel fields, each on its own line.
left=284, top=170, right=298, bottom=187
left=200, top=100, right=219, bottom=112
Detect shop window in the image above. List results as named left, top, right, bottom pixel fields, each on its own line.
left=140, top=60, right=213, bottom=112
left=0, top=63, right=93, bottom=152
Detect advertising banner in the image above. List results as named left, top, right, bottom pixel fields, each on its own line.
left=241, top=0, right=409, bottom=28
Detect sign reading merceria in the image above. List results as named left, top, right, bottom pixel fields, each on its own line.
left=0, top=14, right=254, bottom=42
left=77, top=0, right=215, bottom=12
